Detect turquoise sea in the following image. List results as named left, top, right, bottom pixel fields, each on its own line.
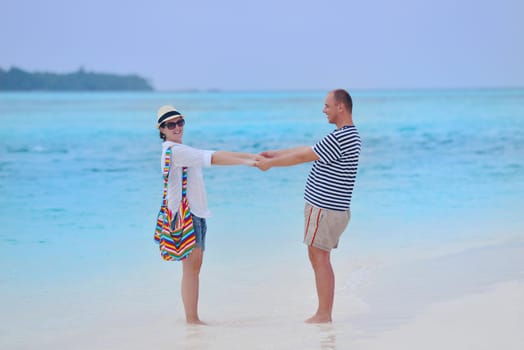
left=1, top=89, right=524, bottom=349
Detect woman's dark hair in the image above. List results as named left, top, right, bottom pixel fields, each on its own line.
left=159, top=123, right=166, bottom=141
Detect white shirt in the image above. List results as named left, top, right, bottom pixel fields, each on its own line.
left=161, top=141, right=215, bottom=218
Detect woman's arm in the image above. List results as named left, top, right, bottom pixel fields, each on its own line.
left=256, top=146, right=319, bottom=171
left=211, top=151, right=260, bottom=166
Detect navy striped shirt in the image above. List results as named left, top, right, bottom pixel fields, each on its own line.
left=304, top=125, right=361, bottom=210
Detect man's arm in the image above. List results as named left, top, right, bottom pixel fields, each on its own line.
left=256, top=146, right=319, bottom=171
left=260, top=147, right=304, bottom=159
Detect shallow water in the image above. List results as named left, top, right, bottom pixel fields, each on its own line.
left=1, top=89, right=523, bottom=348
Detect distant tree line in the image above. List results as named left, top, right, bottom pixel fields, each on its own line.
left=0, top=67, right=154, bottom=91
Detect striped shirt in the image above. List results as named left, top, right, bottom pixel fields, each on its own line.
left=304, top=125, right=361, bottom=211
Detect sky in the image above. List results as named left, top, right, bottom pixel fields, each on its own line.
left=1, top=0, right=523, bottom=91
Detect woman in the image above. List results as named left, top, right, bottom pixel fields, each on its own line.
left=156, top=105, right=257, bottom=325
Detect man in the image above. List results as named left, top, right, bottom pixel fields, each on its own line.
left=255, top=89, right=361, bottom=323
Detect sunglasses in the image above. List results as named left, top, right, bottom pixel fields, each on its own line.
left=163, top=119, right=185, bottom=130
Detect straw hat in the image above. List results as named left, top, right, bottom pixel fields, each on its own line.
left=156, top=105, right=184, bottom=128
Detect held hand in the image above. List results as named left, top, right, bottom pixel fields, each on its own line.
left=260, top=150, right=277, bottom=158
left=255, top=158, right=272, bottom=171
left=245, top=154, right=264, bottom=167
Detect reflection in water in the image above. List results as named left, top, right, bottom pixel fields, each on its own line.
left=318, top=324, right=337, bottom=350
left=180, top=323, right=210, bottom=350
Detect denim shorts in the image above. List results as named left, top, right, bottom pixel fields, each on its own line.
left=171, top=214, right=207, bottom=251
left=191, top=215, right=207, bottom=251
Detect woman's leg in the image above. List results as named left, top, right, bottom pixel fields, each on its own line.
left=181, top=247, right=204, bottom=324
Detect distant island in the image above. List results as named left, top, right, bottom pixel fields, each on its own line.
left=0, top=67, right=154, bottom=91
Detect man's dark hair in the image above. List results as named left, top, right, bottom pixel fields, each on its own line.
left=333, top=89, right=353, bottom=112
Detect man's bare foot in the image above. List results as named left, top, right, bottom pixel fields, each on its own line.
left=186, top=319, right=208, bottom=325
left=305, top=314, right=332, bottom=324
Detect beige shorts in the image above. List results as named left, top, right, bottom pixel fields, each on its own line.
left=304, top=202, right=350, bottom=251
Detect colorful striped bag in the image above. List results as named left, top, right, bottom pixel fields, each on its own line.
left=154, top=147, right=196, bottom=261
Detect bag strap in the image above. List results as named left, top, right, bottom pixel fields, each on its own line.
left=162, top=147, right=188, bottom=206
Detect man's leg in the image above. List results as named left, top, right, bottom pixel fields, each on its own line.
left=305, top=245, right=334, bottom=323
left=181, top=247, right=205, bottom=324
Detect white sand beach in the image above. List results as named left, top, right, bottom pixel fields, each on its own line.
left=2, top=239, right=523, bottom=350
left=351, top=280, right=524, bottom=350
